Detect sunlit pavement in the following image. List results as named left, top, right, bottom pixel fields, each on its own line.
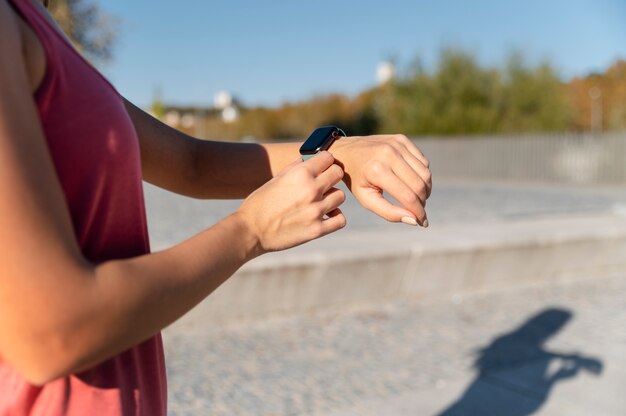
left=143, top=181, right=626, bottom=415
left=144, top=180, right=626, bottom=251
left=163, top=272, right=626, bottom=415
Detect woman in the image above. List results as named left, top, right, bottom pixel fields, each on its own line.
left=0, top=0, right=431, bottom=414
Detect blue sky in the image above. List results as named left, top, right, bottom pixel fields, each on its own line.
left=102, top=0, right=626, bottom=109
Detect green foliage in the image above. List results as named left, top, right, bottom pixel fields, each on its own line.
left=232, top=48, right=575, bottom=141
left=164, top=48, right=617, bottom=140
left=48, top=0, right=119, bottom=65
left=375, top=49, right=573, bottom=136
left=499, top=54, right=573, bottom=132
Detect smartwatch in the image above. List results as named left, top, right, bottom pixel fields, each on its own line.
left=299, top=126, right=347, bottom=160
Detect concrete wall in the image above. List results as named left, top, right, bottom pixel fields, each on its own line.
left=414, top=133, right=626, bottom=184
left=173, top=215, right=626, bottom=326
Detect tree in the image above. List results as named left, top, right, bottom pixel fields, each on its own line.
left=426, top=50, right=502, bottom=134
left=374, top=49, right=573, bottom=135
left=500, top=53, right=573, bottom=133
left=568, top=60, right=626, bottom=132
left=48, top=0, right=119, bottom=65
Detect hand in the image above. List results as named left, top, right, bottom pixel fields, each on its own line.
left=577, top=356, right=603, bottom=375
left=237, top=151, right=346, bottom=254
left=331, top=134, right=432, bottom=227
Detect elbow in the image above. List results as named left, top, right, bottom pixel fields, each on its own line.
left=17, top=365, right=62, bottom=387
left=0, top=265, right=101, bottom=385
left=10, top=348, right=83, bottom=386
left=2, top=328, right=89, bottom=386
left=6, top=358, right=72, bottom=387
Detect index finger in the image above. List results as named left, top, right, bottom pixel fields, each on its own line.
left=302, top=151, right=335, bottom=176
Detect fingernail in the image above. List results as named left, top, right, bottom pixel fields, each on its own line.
left=401, top=216, right=418, bottom=226
left=423, top=218, right=429, bottom=228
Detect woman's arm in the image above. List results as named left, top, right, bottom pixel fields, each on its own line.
left=124, top=99, right=277, bottom=199
left=127, top=100, right=432, bottom=226
left=0, top=4, right=345, bottom=385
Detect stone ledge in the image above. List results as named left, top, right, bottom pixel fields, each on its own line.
left=174, top=215, right=626, bottom=325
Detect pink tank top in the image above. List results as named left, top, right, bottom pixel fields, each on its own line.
left=0, top=1, right=167, bottom=414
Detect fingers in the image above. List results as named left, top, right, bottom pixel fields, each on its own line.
left=302, top=151, right=335, bottom=175
left=388, top=138, right=432, bottom=198
left=239, top=152, right=349, bottom=253
left=317, top=187, right=346, bottom=217
left=393, top=134, right=430, bottom=169
left=390, top=156, right=430, bottom=205
left=362, top=136, right=431, bottom=225
left=401, top=149, right=432, bottom=197
left=303, top=189, right=347, bottom=241
left=359, top=190, right=418, bottom=225
left=296, top=151, right=343, bottom=195
left=315, top=163, right=344, bottom=194
left=364, top=164, right=428, bottom=226
left=319, top=208, right=347, bottom=236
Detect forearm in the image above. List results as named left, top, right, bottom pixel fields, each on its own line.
left=187, top=140, right=361, bottom=199
left=22, top=213, right=257, bottom=384
left=189, top=140, right=302, bottom=198
left=125, top=98, right=302, bottom=199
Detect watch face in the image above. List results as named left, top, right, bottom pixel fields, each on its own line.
left=300, top=126, right=340, bottom=155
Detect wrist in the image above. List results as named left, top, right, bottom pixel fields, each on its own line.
left=228, top=211, right=264, bottom=260
left=299, top=126, right=346, bottom=160
left=328, top=136, right=354, bottom=159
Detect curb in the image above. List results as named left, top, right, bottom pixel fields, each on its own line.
left=174, top=215, right=626, bottom=325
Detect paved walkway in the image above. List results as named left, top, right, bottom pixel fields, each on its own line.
left=143, top=180, right=626, bottom=251
left=145, top=181, right=626, bottom=415
left=164, top=272, right=626, bottom=415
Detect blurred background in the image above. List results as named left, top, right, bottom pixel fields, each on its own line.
left=53, top=0, right=626, bottom=141
left=50, top=1, right=626, bottom=415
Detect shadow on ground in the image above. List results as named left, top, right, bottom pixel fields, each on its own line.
left=436, top=307, right=603, bottom=416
